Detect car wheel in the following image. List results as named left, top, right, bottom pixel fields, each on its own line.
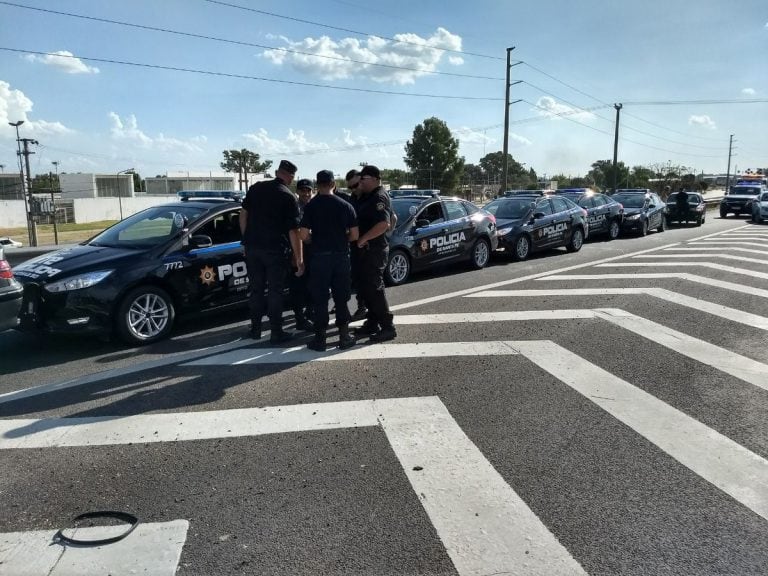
left=511, top=235, right=530, bottom=261
left=470, top=238, right=490, bottom=269
left=640, top=219, right=649, bottom=236
left=696, top=215, right=703, bottom=227
left=566, top=227, right=584, bottom=252
left=720, top=207, right=728, bottom=218
left=607, top=219, right=620, bottom=240
left=657, top=216, right=666, bottom=233
left=116, top=285, right=175, bottom=345
left=385, top=250, right=410, bottom=286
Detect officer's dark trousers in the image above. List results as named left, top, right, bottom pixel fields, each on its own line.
left=245, top=248, right=289, bottom=330
left=289, top=253, right=311, bottom=317
left=350, top=245, right=365, bottom=310
left=310, top=252, right=352, bottom=330
left=358, top=244, right=393, bottom=328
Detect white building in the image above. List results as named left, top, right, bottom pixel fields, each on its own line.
left=144, top=172, right=270, bottom=196
left=0, top=173, right=24, bottom=200
left=59, top=173, right=135, bottom=199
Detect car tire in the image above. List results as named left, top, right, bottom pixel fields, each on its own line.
left=566, top=227, right=584, bottom=253
left=720, top=207, right=728, bottom=218
left=640, top=219, right=649, bottom=236
left=657, top=216, right=666, bottom=233
left=511, top=235, right=531, bottom=261
left=115, top=285, right=175, bottom=345
left=385, top=249, right=411, bottom=286
left=607, top=219, right=620, bottom=240
left=696, top=215, right=703, bottom=227
left=470, top=238, right=491, bottom=269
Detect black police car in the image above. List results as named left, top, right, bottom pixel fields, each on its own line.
left=483, top=192, right=588, bottom=261
left=665, top=191, right=707, bottom=226
left=385, top=195, right=498, bottom=285
left=13, top=192, right=250, bottom=345
left=612, top=189, right=667, bottom=236
left=553, top=188, right=623, bottom=240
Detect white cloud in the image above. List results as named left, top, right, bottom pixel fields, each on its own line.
left=0, top=80, right=72, bottom=137
left=24, top=51, right=99, bottom=74
left=742, top=87, right=756, bottom=95
left=108, top=112, right=205, bottom=152
left=262, top=27, right=463, bottom=85
left=534, top=96, right=595, bottom=122
left=688, top=114, right=717, bottom=130
left=243, top=128, right=331, bottom=154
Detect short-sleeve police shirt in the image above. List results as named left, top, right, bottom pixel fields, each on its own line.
left=356, top=187, right=390, bottom=247
left=242, top=178, right=300, bottom=251
left=300, top=194, right=357, bottom=254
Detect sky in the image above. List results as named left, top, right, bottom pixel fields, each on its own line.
left=0, top=0, right=766, bottom=184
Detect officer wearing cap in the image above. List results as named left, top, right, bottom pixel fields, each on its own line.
left=299, top=170, right=358, bottom=351
left=354, top=165, right=396, bottom=342
left=239, top=159, right=303, bottom=343
left=344, top=169, right=367, bottom=321
left=290, top=178, right=315, bottom=331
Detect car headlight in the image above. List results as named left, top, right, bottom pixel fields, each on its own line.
left=497, top=227, right=513, bottom=236
left=626, top=214, right=641, bottom=220
left=44, top=270, right=114, bottom=293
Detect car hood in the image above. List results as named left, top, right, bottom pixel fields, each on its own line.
left=622, top=207, right=645, bottom=216
left=12, top=243, right=144, bottom=283
left=495, top=217, right=527, bottom=230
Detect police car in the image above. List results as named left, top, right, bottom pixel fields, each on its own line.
left=721, top=181, right=764, bottom=218
left=665, top=191, right=707, bottom=226
left=13, top=191, right=251, bottom=345
left=483, top=192, right=588, bottom=261
left=553, top=188, right=623, bottom=239
left=385, top=195, right=497, bottom=285
left=612, top=189, right=667, bottom=236
left=751, top=190, right=768, bottom=223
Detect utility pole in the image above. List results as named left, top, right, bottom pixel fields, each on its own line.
left=51, top=161, right=60, bottom=245
left=20, top=137, right=39, bottom=247
left=724, top=134, right=734, bottom=195
left=502, top=46, right=522, bottom=194
left=611, top=103, right=623, bottom=194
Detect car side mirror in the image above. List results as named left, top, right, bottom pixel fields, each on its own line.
left=189, top=235, right=213, bottom=249
left=533, top=212, right=545, bottom=220
left=414, top=218, right=430, bottom=229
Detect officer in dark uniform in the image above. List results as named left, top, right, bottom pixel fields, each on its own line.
left=354, top=165, right=396, bottom=342
left=299, top=170, right=358, bottom=351
left=344, top=169, right=367, bottom=321
left=676, top=188, right=690, bottom=223
left=239, top=159, right=303, bottom=343
left=290, top=178, right=314, bottom=331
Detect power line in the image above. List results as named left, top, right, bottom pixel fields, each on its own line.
left=0, top=47, right=503, bottom=101
left=623, top=98, right=768, bottom=106
left=0, top=1, right=504, bottom=82
left=203, top=0, right=504, bottom=60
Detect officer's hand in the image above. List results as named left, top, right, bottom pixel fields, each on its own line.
left=295, top=261, right=305, bottom=277
left=357, top=239, right=368, bottom=249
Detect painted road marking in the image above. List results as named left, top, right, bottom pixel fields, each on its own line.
left=597, top=262, right=768, bottom=280
left=0, top=397, right=587, bottom=576
left=539, top=273, right=768, bottom=299
left=0, top=520, right=188, bottom=576
left=515, top=341, right=768, bottom=523
left=664, top=247, right=768, bottom=256
left=687, top=241, right=768, bottom=248
left=633, top=254, right=768, bottom=265
left=466, top=288, right=768, bottom=331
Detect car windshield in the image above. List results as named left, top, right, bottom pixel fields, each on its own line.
left=483, top=198, right=534, bottom=219
left=730, top=186, right=761, bottom=196
left=613, top=194, right=646, bottom=208
left=667, top=193, right=702, bottom=204
left=88, top=205, right=207, bottom=249
left=392, top=199, right=427, bottom=224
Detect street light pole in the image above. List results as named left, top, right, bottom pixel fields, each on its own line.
left=116, top=168, right=134, bottom=220
left=51, top=161, right=60, bottom=245
left=9, top=120, right=32, bottom=246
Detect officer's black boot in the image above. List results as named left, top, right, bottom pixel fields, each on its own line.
left=369, top=324, right=396, bottom=343
left=338, top=324, right=356, bottom=350
left=295, top=310, right=314, bottom=332
left=249, top=320, right=262, bottom=340
left=307, top=329, right=327, bottom=352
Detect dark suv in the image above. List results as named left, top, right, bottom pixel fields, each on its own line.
left=385, top=196, right=497, bottom=285
left=613, top=189, right=667, bottom=236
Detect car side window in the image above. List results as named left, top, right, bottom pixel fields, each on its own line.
left=550, top=197, right=569, bottom=213
left=578, top=196, right=595, bottom=209
left=418, top=202, right=445, bottom=225
left=443, top=200, right=467, bottom=221
left=462, top=201, right=479, bottom=214
left=592, top=196, right=607, bottom=207
left=194, top=210, right=242, bottom=245
left=535, top=199, right=554, bottom=216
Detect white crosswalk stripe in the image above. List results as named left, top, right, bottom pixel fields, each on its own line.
left=632, top=254, right=768, bottom=265
left=597, top=262, right=768, bottom=280
left=664, top=246, right=768, bottom=255
left=687, top=240, right=768, bottom=248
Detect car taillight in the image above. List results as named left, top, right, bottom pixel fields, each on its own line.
left=487, top=213, right=496, bottom=224
left=0, top=259, right=13, bottom=280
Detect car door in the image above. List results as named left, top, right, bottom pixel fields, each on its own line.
left=590, top=195, right=611, bottom=234
left=578, top=195, right=600, bottom=234
left=547, top=196, right=573, bottom=248
left=530, top=198, right=559, bottom=249
left=411, top=201, right=450, bottom=270
left=164, top=208, right=246, bottom=310
left=441, top=199, right=474, bottom=261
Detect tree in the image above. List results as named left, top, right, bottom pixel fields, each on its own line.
left=588, top=159, right=630, bottom=191
left=629, top=166, right=655, bottom=189
left=220, top=149, right=273, bottom=191
left=404, top=117, right=464, bottom=192
left=478, top=151, right=527, bottom=188
left=131, top=171, right=145, bottom=193
left=380, top=168, right=410, bottom=189
left=462, top=163, right=485, bottom=184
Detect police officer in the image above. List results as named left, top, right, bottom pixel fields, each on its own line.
left=290, top=178, right=315, bottom=331
left=344, top=169, right=367, bottom=321
left=239, top=159, right=303, bottom=343
left=299, top=170, right=358, bottom=351
left=676, top=187, right=690, bottom=223
left=354, top=165, right=396, bottom=342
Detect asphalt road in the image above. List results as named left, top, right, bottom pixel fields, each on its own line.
left=1, top=216, right=767, bottom=575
